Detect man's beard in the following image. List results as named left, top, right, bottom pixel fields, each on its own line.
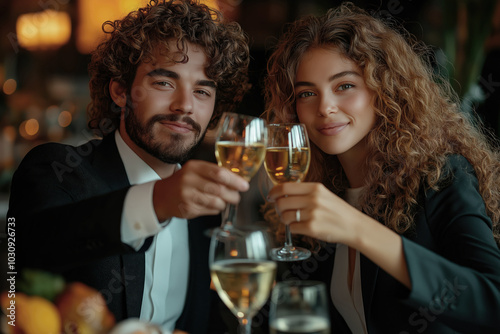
left=125, top=107, right=206, bottom=164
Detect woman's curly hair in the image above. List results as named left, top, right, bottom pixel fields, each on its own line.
left=87, top=0, right=250, bottom=133
left=263, top=2, right=500, bottom=247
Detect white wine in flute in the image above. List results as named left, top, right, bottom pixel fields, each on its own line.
left=215, top=141, right=267, bottom=182
left=270, top=315, right=330, bottom=334
left=211, top=259, right=276, bottom=319
left=265, top=147, right=310, bottom=184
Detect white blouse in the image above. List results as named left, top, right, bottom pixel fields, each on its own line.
left=331, top=187, right=368, bottom=334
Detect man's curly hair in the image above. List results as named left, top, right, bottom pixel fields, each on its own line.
left=87, top=0, right=250, bottom=133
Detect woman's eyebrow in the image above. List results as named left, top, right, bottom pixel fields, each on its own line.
left=295, top=70, right=361, bottom=88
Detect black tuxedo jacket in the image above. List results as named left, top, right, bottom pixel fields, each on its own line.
left=8, top=134, right=221, bottom=333
left=278, top=155, right=500, bottom=333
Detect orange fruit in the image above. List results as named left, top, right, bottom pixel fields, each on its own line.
left=56, top=282, right=115, bottom=334
left=1, top=291, right=61, bottom=334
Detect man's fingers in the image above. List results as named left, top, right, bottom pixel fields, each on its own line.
left=156, top=160, right=249, bottom=220
left=208, top=165, right=249, bottom=192
left=176, top=192, right=227, bottom=218
left=182, top=160, right=249, bottom=191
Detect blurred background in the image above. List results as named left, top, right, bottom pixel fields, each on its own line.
left=0, top=0, right=499, bottom=230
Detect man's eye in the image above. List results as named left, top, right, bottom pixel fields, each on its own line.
left=154, top=81, right=172, bottom=87
left=195, top=89, right=211, bottom=96
left=194, top=89, right=212, bottom=97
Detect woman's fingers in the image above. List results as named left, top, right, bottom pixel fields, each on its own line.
left=267, top=182, right=319, bottom=201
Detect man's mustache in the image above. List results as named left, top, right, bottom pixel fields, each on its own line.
left=148, top=114, right=202, bottom=136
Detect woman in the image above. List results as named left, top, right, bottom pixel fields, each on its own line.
left=263, top=3, right=500, bottom=333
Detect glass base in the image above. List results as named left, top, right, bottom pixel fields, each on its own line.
left=270, top=246, right=311, bottom=262
left=204, top=224, right=234, bottom=238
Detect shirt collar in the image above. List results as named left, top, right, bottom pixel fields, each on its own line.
left=114, top=130, right=162, bottom=185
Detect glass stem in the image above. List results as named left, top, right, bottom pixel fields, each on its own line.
left=221, top=203, right=238, bottom=230
left=238, top=318, right=252, bottom=334
left=283, top=224, right=295, bottom=253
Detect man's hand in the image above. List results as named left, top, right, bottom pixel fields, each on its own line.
left=152, top=160, right=249, bottom=221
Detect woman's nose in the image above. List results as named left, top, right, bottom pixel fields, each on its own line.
left=317, top=95, right=338, bottom=117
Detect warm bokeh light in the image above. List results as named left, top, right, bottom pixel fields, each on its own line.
left=58, top=110, right=72, bottom=128
left=230, top=249, right=239, bottom=257
left=16, top=10, right=71, bottom=51
left=77, top=0, right=220, bottom=54
left=19, top=119, right=40, bottom=139
left=77, top=0, right=149, bottom=54
left=0, top=126, right=15, bottom=168
left=25, top=119, right=40, bottom=136
left=2, top=125, right=17, bottom=142
left=203, top=0, right=220, bottom=15
left=2, top=79, right=17, bottom=95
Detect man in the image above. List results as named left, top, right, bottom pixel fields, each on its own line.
left=7, top=0, right=250, bottom=332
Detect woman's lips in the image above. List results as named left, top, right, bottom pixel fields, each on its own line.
left=160, top=121, right=193, bottom=134
left=318, top=122, right=349, bottom=135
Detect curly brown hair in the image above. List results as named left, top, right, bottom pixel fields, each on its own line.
left=87, top=0, right=250, bottom=133
left=263, top=3, right=500, bottom=246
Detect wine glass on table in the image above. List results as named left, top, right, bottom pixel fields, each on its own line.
left=214, top=112, right=267, bottom=232
left=269, top=281, right=331, bottom=334
left=264, top=123, right=311, bottom=261
left=210, top=227, right=277, bottom=334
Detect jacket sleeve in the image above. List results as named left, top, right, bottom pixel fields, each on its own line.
left=7, top=143, right=139, bottom=272
left=401, top=155, right=500, bottom=333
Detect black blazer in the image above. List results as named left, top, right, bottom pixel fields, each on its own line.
left=7, top=134, right=221, bottom=333
left=278, top=155, right=500, bottom=333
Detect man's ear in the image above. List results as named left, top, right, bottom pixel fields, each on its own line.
left=109, top=80, right=127, bottom=108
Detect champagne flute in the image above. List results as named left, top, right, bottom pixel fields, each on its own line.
left=214, top=112, right=267, bottom=231
left=210, top=227, right=277, bottom=334
left=264, top=123, right=311, bottom=261
left=269, top=281, right=331, bottom=334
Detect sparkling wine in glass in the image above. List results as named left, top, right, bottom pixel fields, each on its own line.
left=210, top=227, right=277, bottom=334
left=264, top=123, right=311, bottom=261
left=214, top=112, right=267, bottom=231
left=269, top=281, right=331, bottom=334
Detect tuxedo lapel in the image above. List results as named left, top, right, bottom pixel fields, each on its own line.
left=176, top=214, right=221, bottom=332
left=91, top=134, right=130, bottom=191
left=122, top=253, right=146, bottom=317
left=91, top=133, right=146, bottom=318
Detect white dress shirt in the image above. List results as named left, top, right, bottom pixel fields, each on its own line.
left=331, top=187, right=368, bottom=334
left=115, top=131, right=189, bottom=332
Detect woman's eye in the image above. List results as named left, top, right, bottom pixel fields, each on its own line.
left=297, top=91, right=315, bottom=98
left=337, top=83, right=354, bottom=91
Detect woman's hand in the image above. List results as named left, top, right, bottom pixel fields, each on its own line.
left=267, top=182, right=370, bottom=246
left=267, top=182, right=411, bottom=288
